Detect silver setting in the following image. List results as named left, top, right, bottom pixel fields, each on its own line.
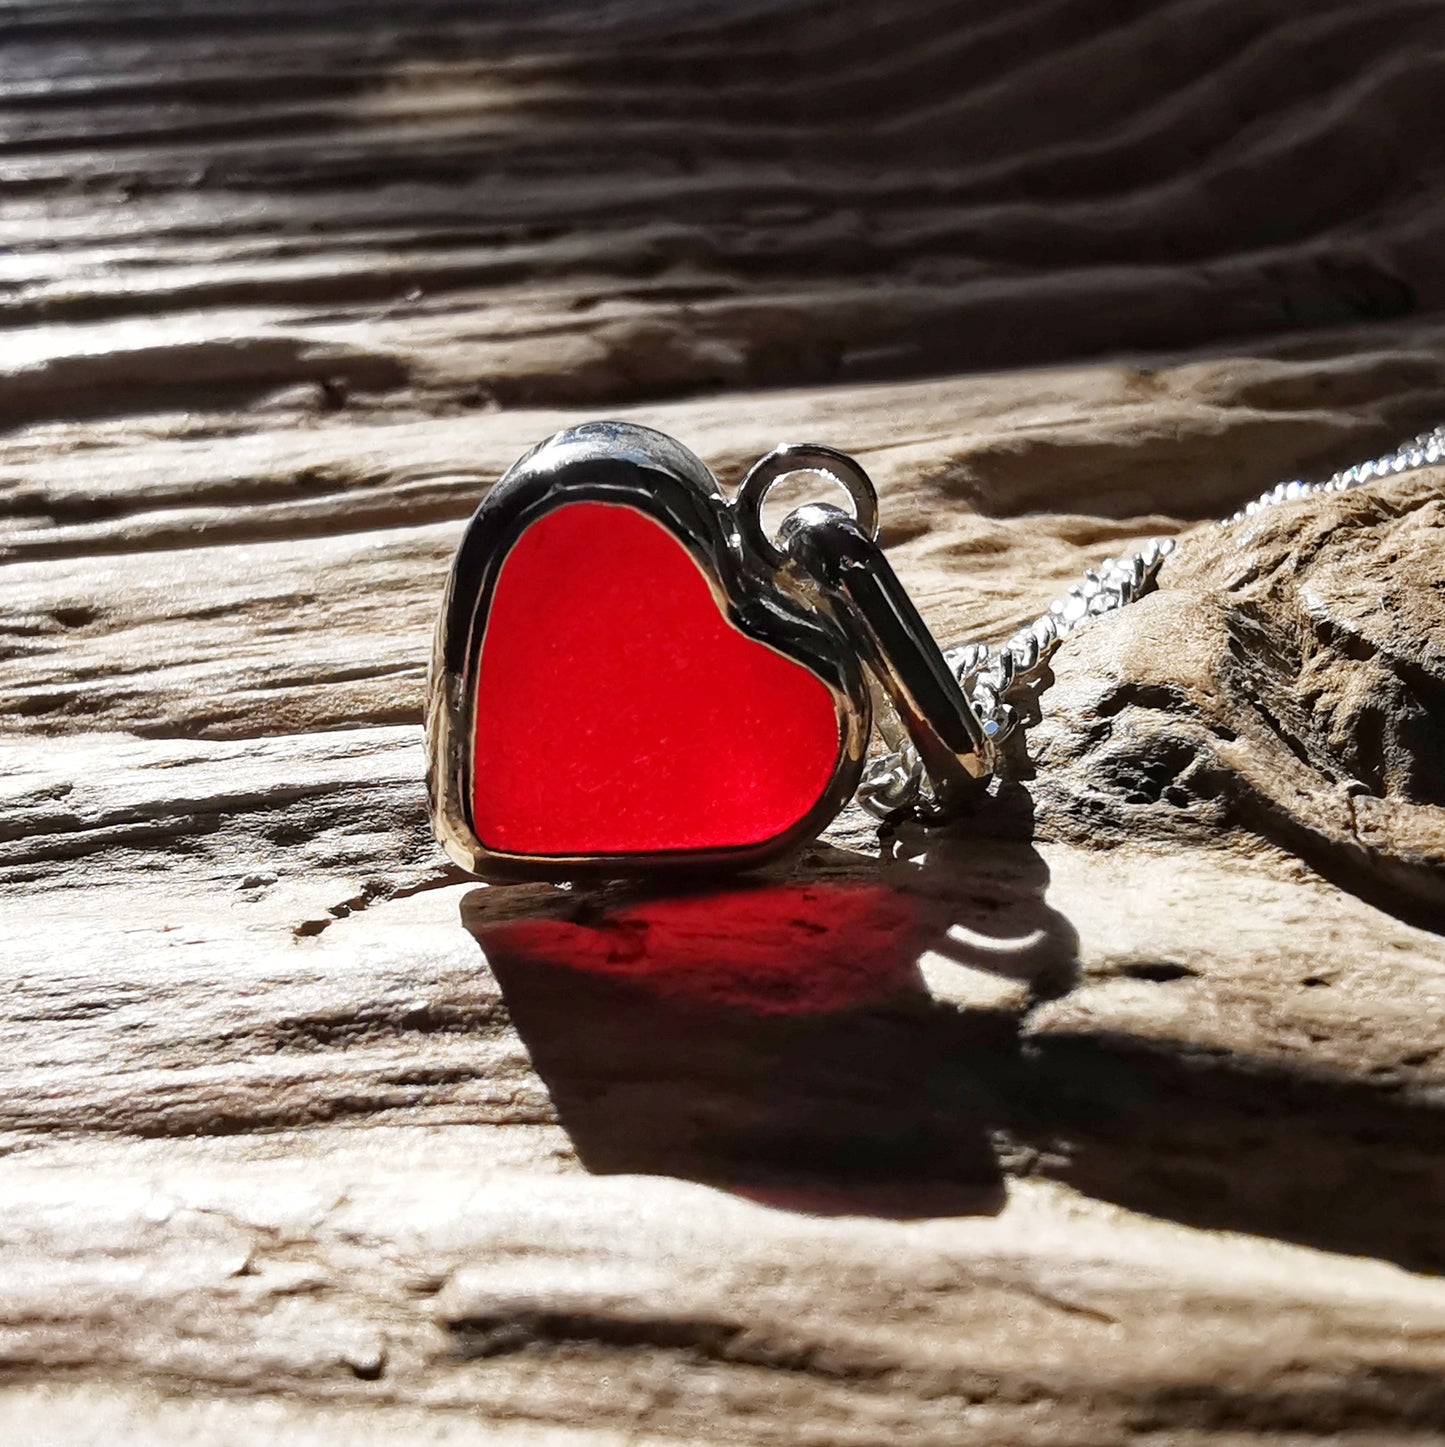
left=426, top=421, right=871, bottom=882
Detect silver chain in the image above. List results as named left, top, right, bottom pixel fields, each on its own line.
left=859, top=423, right=1445, bottom=818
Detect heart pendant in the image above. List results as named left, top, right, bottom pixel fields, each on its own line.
left=428, top=422, right=872, bottom=881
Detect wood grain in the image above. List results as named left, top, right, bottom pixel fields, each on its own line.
left=3, top=2, right=1444, bottom=1442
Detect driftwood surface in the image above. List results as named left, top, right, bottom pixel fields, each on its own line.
left=3, top=2, right=1445, bottom=1442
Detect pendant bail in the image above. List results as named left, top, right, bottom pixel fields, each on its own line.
left=778, top=503, right=996, bottom=811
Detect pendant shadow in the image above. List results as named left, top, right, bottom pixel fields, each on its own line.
left=461, top=799, right=1079, bottom=1220
left=459, top=808, right=1445, bottom=1270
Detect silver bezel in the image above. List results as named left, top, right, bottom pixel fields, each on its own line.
left=426, top=421, right=871, bottom=883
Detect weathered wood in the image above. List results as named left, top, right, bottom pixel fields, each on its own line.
left=3, top=2, right=1445, bottom=1442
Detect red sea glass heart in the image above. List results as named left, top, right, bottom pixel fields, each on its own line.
left=471, top=501, right=843, bottom=857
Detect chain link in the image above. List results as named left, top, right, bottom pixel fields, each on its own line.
left=858, top=423, right=1445, bottom=818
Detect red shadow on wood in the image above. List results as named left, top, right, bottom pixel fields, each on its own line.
left=477, top=880, right=925, bottom=1016
left=462, top=839, right=1080, bottom=1218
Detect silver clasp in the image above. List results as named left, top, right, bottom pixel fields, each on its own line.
left=734, top=446, right=997, bottom=813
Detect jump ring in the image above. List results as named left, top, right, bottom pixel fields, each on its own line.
left=733, top=443, right=880, bottom=569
